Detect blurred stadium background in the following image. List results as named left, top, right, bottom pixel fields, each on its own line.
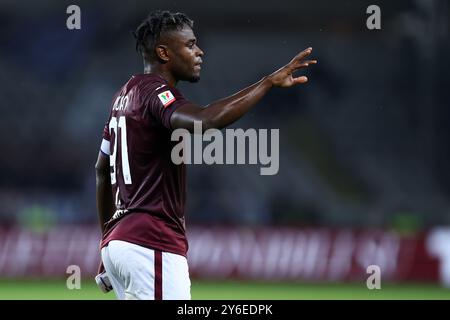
left=0, top=0, right=450, bottom=299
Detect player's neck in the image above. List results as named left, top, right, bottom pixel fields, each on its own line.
left=144, top=64, right=177, bottom=87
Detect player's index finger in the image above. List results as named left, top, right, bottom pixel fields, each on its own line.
left=294, top=47, right=313, bottom=61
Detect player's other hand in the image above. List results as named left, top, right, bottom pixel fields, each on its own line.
left=267, top=47, right=317, bottom=88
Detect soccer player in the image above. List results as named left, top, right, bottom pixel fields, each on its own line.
left=95, top=10, right=316, bottom=300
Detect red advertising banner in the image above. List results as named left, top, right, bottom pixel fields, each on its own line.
left=0, top=226, right=448, bottom=285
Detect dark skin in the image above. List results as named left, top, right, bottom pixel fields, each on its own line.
left=96, top=26, right=317, bottom=233
left=95, top=152, right=113, bottom=234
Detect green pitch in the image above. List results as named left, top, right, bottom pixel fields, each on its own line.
left=0, top=279, right=448, bottom=300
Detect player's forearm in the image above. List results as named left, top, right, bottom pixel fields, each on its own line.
left=201, top=76, right=273, bottom=129
left=95, top=169, right=114, bottom=234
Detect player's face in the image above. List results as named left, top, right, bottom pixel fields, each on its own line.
left=166, top=27, right=204, bottom=83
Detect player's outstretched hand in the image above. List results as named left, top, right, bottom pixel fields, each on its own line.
left=267, top=47, right=317, bottom=88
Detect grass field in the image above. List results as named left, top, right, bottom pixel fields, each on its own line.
left=0, top=279, right=449, bottom=300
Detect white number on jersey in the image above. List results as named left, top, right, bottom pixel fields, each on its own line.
left=109, top=116, right=132, bottom=185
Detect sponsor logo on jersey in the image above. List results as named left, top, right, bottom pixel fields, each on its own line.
left=158, top=90, right=176, bottom=108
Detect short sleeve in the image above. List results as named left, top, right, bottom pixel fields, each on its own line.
left=102, top=120, right=110, bottom=141
left=102, top=94, right=117, bottom=142
left=145, top=84, right=190, bottom=130
left=100, top=120, right=111, bottom=155
left=100, top=106, right=114, bottom=156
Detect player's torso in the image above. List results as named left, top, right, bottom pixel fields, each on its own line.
left=108, top=75, right=185, bottom=220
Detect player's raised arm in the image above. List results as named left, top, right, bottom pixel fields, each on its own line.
left=170, top=47, right=317, bottom=132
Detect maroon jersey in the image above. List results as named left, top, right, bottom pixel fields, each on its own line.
left=100, top=74, right=190, bottom=256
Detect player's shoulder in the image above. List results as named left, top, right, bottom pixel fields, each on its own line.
left=135, top=74, right=184, bottom=103
left=133, top=74, right=168, bottom=93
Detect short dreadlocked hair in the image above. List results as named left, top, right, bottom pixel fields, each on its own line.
left=133, top=10, right=194, bottom=62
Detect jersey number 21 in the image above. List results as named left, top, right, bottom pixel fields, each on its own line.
left=109, top=116, right=132, bottom=185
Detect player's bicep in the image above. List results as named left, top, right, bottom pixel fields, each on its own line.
left=170, top=103, right=207, bottom=132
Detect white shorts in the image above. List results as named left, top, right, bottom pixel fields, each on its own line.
left=101, top=240, right=191, bottom=300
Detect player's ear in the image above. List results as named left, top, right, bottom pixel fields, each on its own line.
left=155, top=45, right=170, bottom=63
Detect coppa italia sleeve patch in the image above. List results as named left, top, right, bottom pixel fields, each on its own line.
left=157, top=90, right=176, bottom=108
